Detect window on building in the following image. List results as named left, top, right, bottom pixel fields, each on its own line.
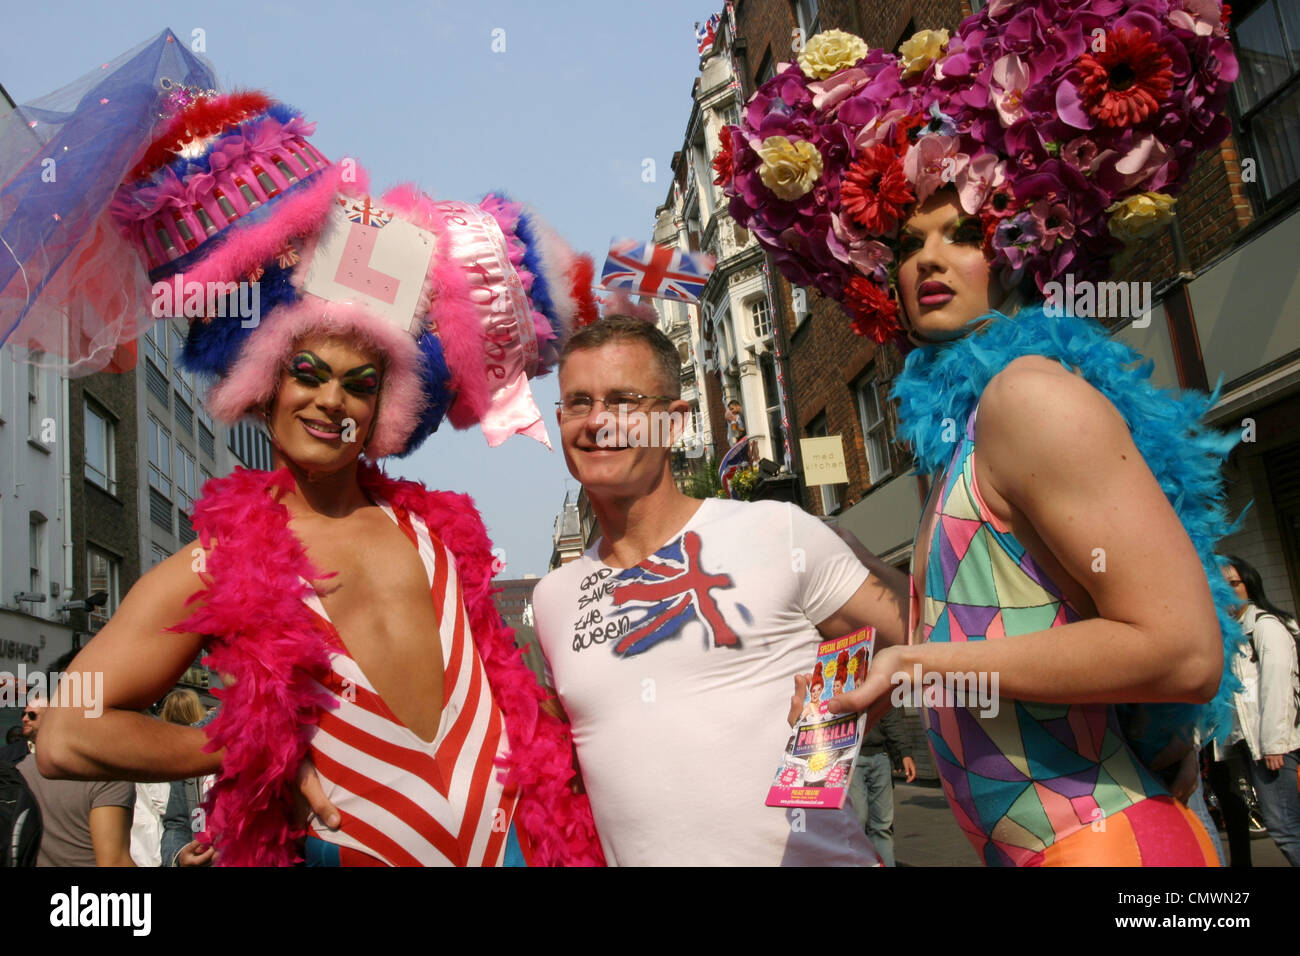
left=172, top=327, right=195, bottom=416
left=228, top=420, right=273, bottom=471
left=27, top=358, right=41, bottom=440
left=796, top=0, right=821, bottom=40
left=1233, top=0, right=1300, bottom=203
left=807, top=415, right=846, bottom=515
left=176, top=443, right=198, bottom=514
left=759, top=351, right=785, bottom=464
left=144, top=325, right=170, bottom=406
left=151, top=545, right=171, bottom=568
left=855, top=372, right=893, bottom=485
left=148, top=415, right=172, bottom=497
left=87, top=548, right=121, bottom=629
left=144, top=322, right=167, bottom=374
left=758, top=51, right=776, bottom=85
left=750, top=296, right=772, bottom=339
left=29, top=512, right=47, bottom=594
left=149, top=487, right=173, bottom=533
left=84, top=400, right=116, bottom=493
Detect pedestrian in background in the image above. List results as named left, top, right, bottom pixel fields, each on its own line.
left=1221, top=556, right=1300, bottom=866
left=848, top=706, right=916, bottom=866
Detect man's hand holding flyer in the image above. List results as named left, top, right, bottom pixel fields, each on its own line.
left=767, top=628, right=874, bottom=810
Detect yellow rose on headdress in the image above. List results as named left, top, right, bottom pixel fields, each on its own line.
left=755, top=136, right=824, bottom=201
left=1107, top=192, right=1177, bottom=243
left=797, top=29, right=870, bottom=80
left=898, top=28, right=950, bottom=78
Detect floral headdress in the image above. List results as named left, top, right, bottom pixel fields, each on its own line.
left=717, top=1, right=1237, bottom=343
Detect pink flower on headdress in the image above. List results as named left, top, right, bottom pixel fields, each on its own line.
left=1027, top=198, right=1074, bottom=249
left=990, top=53, right=1031, bottom=128
left=1168, top=0, right=1228, bottom=38
left=810, top=67, right=870, bottom=112
left=830, top=212, right=892, bottom=283
left=903, top=135, right=966, bottom=207
left=955, top=152, right=1005, bottom=215
left=1061, top=136, right=1102, bottom=174
left=1111, top=133, right=1172, bottom=191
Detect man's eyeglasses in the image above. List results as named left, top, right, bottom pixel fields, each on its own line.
left=23, top=711, right=39, bottom=720
left=557, top=391, right=676, bottom=419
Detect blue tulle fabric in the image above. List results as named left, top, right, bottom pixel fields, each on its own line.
left=0, top=29, right=215, bottom=352
left=892, top=304, right=1246, bottom=760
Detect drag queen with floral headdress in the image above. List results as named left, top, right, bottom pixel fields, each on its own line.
left=5, top=31, right=603, bottom=866
left=723, top=1, right=1244, bottom=865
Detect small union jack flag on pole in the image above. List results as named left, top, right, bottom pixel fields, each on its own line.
left=695, top=13, right=721, bottom=55
left=600, top=238, right=713, bottom=304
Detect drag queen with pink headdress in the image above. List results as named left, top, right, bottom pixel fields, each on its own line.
left=724, top=0, right=1246, bottom=865
left=3, top=30, right=602, bottom=866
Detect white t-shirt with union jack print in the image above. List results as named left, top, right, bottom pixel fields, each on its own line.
left=533, top=497, right=880, bottom=866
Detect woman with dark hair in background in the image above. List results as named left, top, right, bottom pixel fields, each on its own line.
left=1215, top=556, right=1300, bottom=866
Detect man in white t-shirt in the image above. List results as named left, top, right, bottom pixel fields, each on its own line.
left=533, top=315, right=909, bottom=865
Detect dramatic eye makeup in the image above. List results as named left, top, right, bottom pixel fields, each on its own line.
left=897, top=216, right=983, bottom=259
left=286, top=351, right=379, bottom=395
left=950, top=216, right=984, bottom=245
left=288, top=350, right=330, bottom=385
left=341, top=364, right=380, bottom=395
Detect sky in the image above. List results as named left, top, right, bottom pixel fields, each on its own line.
left=1, top=0, right=716, bottom=576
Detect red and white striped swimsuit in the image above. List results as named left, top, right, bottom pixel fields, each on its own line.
left=302, top=501, right=520, bottom=866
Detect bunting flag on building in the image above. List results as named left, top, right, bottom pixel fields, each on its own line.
left=600, top=239, right=713, bottom=304
left=695, top=13, right=721, bottom=55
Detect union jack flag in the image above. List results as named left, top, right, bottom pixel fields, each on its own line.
left=338, top=196, right=393, bottom=228
left=600, top=239, right=713, bottom=304
left=611, top=532, right=741, bottom=656
left=696, top=13, right=721, bottom=55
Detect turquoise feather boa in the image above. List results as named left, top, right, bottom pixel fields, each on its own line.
left=892, top=304, right=1244, bottom=761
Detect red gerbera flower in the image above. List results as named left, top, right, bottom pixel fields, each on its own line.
left=842, top=144, right=915, bottom=235
left=712, top=127, right=736, bottom=186
left=843, top=276, right=901, bottom=343
left=1074, top=27, right=1173, bottom=129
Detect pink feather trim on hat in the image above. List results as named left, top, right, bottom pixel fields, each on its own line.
left=168, top=165, right=366, bottom=289
left=204, top=297, right=426, bottom=459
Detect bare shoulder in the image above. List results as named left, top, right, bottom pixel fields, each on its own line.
left=978, top=355, right=1133, bottom=494
left=980, top=355, right=1116, bottom=426
left=128, top=541, right=215, bottom=608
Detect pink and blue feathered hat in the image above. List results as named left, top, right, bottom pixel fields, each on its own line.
left=108, top=84, right=598, bottom=457
left=0, top=30, right=597, bottom=458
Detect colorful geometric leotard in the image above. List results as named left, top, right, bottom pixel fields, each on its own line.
left=913, top=408, right=1217, bottom=866
left=300, top=501, right=529, bottom=867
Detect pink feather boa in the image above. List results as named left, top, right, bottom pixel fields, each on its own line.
left=177, top=464, right=605, bottom=866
